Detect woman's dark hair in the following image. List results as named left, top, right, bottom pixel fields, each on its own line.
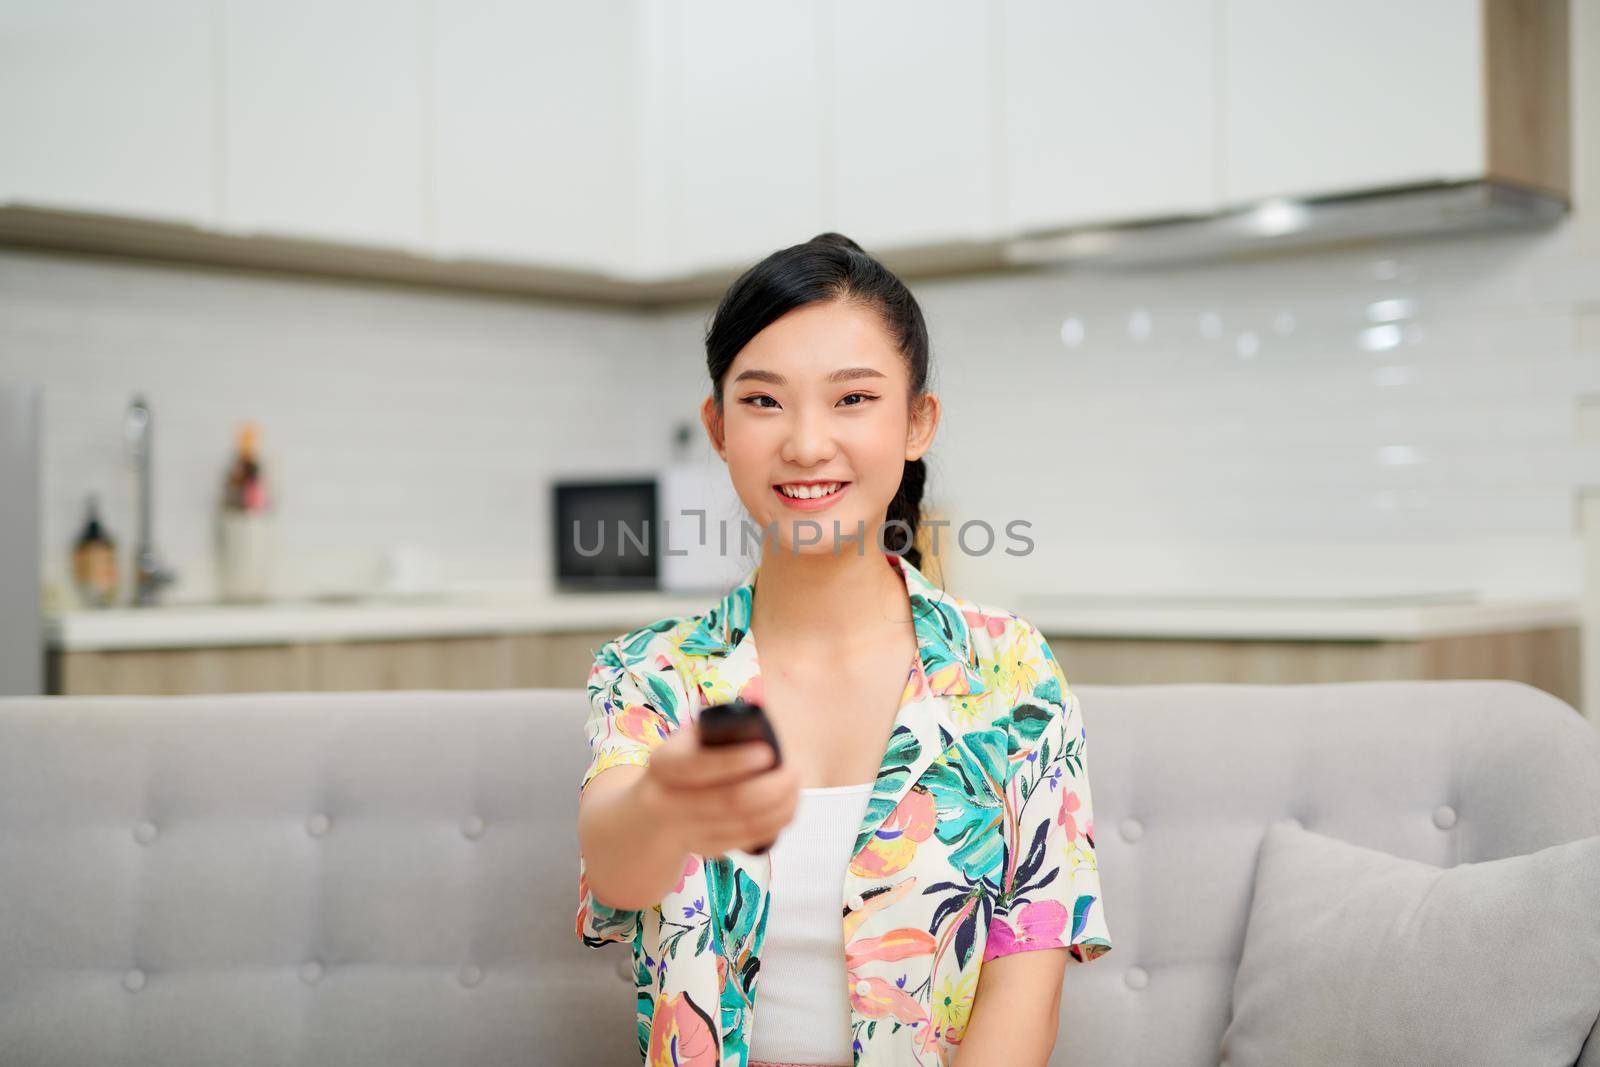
left=705, top=232, right=932, bottom=570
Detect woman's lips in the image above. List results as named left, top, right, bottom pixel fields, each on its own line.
left=772, top=482, right=850, bottom=510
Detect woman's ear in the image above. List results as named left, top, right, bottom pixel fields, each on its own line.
left=906, top=392, right=940, bottom=462
left=700, top=395, right=726, bottom=461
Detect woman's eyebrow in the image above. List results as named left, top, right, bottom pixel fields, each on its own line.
left=731, top=366, right=888, bottom=386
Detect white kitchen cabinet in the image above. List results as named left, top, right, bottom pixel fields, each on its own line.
left=221, top=0, right=427, bottom=252
left=1001, top=0, right=1219, bottom=232
left=0, top=0, right=214, bottom=225
left=0, top=0, right=1570, bottom=293
left=1221, top=0, right=1485, bottom=205
left=648, top=0, right=826, bottom=277
left=826, top=0, right=995, bottom=250
left=430, top=0, right=639, bottom=275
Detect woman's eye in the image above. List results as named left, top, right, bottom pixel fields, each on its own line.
left=740, top=393, right=873, bottom=409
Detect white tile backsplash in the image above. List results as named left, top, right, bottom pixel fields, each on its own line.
left=3, top=216, right=1600, bottom=612
left=649, top=222, right=1600, bottom=607
left=0, top=251, right=666, bottom=605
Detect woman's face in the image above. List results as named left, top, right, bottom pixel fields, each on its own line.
left=701, top=299, right=938, bottom=559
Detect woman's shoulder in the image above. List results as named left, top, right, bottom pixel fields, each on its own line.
left=588, top=592, right=732, bottom=683
left=935, top=588, right=1071, bottom=711
left=592, top=612, right=704, bottom=667
left=937, top=586, right=1054, bottom=661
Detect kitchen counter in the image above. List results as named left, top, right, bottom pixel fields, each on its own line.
left=44, top=589, right=1582, bottom=652
left=45, top=591, right=717, bottom=652
left=1017, top=593, right=1582, bottom=643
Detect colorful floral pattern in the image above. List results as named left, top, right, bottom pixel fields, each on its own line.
left=577, top=552, right=1113, bottom=1066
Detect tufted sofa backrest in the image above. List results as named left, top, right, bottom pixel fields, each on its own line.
left=1069, top=678, right=1600, bottom=1067
left=0, top=680, right=1596, bottom=1066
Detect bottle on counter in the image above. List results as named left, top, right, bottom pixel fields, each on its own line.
left=225, top=422, right=269, bottom=512
left=71, top=494, right=119, bottom=608
left=216, top=422, right=275, bottom=603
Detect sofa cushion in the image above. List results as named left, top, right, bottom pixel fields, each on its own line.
left=1223, top=818, right=1600, bottom=1067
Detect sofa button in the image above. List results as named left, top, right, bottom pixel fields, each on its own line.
left=300, top=960, right=324, bottom=985
left=854, top=980, right=872, bottom=997
left=1118, top=818, right=1143, bottom=843
left=459, top=964, right=483, bottom=988
left=133, top=820, right=159, bottom=845
left=1124, top=966, right=1148, bottom=991
left=1432, top=805, right=1457, bottom=830
left=307, top=813, right=331, bottom=837
left=122, top=968, right=146, bottom=992
left=461, top=815, right=485, bottom=840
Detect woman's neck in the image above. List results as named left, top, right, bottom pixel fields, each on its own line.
left=748, top=545, right=909, bottom=654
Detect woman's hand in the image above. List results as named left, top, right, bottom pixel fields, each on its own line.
left=639, top=726, right=800, bottom=857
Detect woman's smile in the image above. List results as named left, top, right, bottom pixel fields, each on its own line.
left=772, top=480, right=852, bottom=510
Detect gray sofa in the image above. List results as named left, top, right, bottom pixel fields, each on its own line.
left=1, top=679, right=1597, bottom=1066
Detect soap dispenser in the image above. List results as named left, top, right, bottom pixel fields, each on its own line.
left=71, top=493, right=119, bottom=608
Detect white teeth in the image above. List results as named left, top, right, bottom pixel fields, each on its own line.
left=779, top=482, right=841, bottom=499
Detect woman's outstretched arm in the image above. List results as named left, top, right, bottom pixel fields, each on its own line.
left=578, top=765, right=690, bottom=912
left=954, top=946, right=1067, bottom=1065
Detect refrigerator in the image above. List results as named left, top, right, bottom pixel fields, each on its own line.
left=0, top=383, right=42, bottom=696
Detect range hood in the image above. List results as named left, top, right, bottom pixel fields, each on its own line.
left=1000, top=180, right=1568, bottom=270
left=0, top=178, right=1568, bottom=307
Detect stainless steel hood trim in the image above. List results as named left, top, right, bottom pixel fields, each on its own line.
left=0, top=179, right=1570, bottom=306
left=1001, top=180, right=1569, bottom=269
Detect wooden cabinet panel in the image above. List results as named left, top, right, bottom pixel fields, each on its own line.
left=52, top=645, right=314, bottom=696
left=1045, top=624, right=1581, bottom=712
left=310, top=636, right=515, bottom=690
left=525, top=631, right=619, bottom=690
left=48, top=625, right=1580, bottom=713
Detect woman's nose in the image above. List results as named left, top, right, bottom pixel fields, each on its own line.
left=781, top=409, right=836, bottom=464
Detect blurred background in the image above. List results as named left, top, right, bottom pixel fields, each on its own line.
left=0, top=1, right=1595, bottom=720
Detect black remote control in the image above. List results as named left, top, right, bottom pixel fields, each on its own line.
left=697, top=699, right=782, bottom=854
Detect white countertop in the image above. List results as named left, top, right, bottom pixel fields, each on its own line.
left=46, top=590, right=716, bottom=652
left=45, top=588, right=1583, bottom=651
left=1017, top=593, right=1582, bottom=642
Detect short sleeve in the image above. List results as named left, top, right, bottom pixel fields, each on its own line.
left=575, top=630, right=687, bottom=948
left=983, top=631, right=1113, bottom=965
left=579, top=630, right=683, bottom=793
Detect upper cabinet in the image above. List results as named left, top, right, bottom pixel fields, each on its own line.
left=1223, top=0, right=1569, bottom=206
left=827, top=0, right=996, bottom=249
left=222, top=0, right=427, bottom=251
left=0, top=0, right=215, bottom=226
left=431, top=0, right=639, bottom=275
left=1222, top=0, right=1484, bottom=204
left=1000, top=0, right=1219, bottom=233
left=650, top=0, right=826, bottom=277
left=0, top=0, right=1573, bottom=292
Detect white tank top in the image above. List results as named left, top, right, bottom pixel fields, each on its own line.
left=747, top=781, right=876, bottom=1065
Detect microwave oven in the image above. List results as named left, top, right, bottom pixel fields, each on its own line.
left=552, top=478, right=658, bottom=591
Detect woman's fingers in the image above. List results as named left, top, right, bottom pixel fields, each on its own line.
left=670, top=765, right=800, bottom=854
left=650, top=731, right=775, bottom=789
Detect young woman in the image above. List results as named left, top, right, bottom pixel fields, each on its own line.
left=576, top=233, right=1113, bottom=1067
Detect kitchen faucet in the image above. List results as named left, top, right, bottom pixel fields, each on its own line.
left=124, top=395, right=176, bottom=606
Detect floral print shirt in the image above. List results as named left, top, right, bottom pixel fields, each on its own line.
left=576, top=550, right=1113, bottom=1066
